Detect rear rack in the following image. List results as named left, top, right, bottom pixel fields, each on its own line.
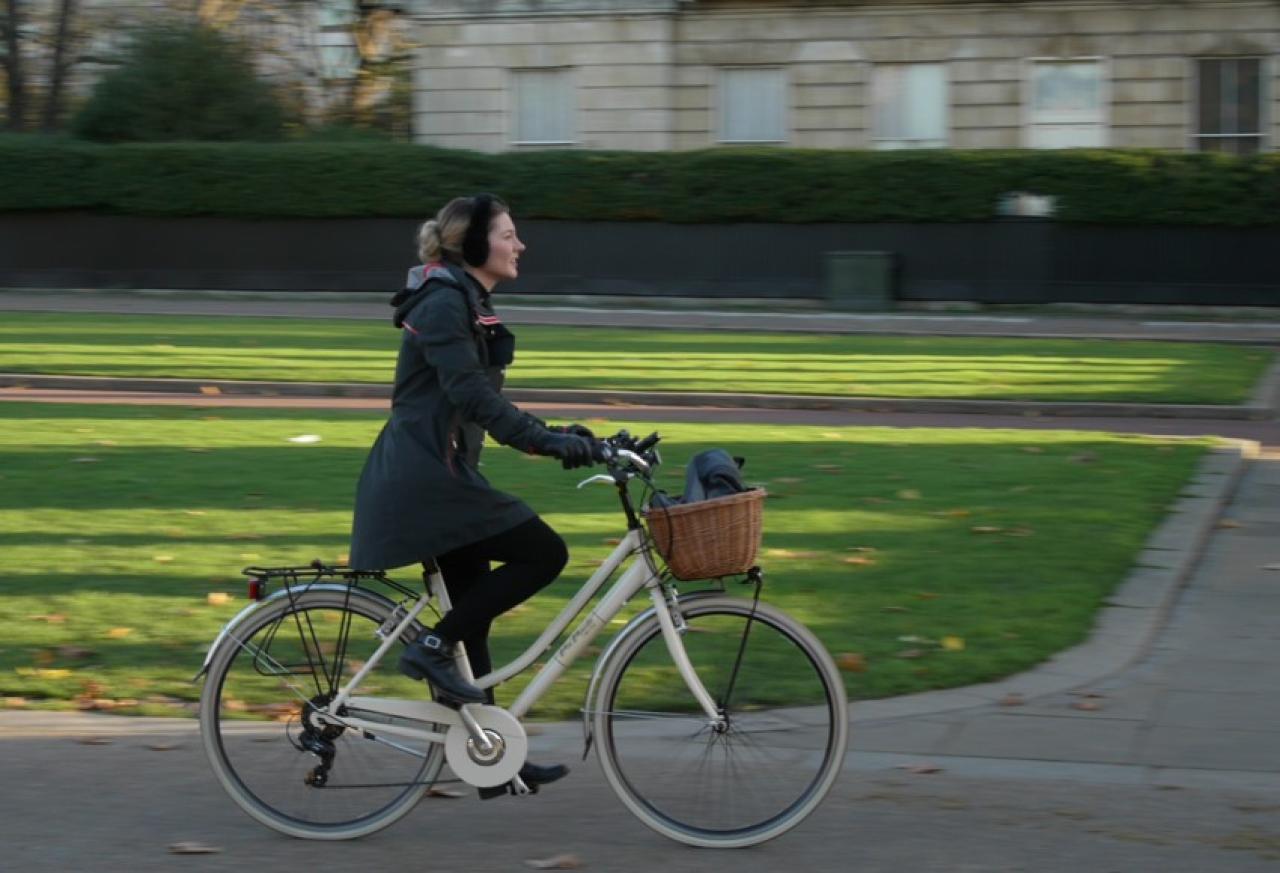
left=241, top=559, right=418, bottom=601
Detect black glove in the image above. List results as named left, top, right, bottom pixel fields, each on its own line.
left=550, top=423, right=595, bottom=440
left=533, top=431, right=596, bottom=470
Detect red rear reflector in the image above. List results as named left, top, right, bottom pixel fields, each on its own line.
left=247, top=578, right=265, bottom=601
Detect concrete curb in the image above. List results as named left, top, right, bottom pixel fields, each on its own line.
left=2, top=372, right=1275, bottom=420
left=849, top=437, right=1258, bottom=724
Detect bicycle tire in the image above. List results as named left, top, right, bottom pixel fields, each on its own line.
left=591, top=594, right=848, bottom=848
left=199, top=588, right=444, bottom=840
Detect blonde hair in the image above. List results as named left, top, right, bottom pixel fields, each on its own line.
left=417, top=195, right=509, bottom=264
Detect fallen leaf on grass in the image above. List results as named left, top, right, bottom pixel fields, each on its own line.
left=17, top=667, right=71, bottom=679
left=897, top=762, right=943, bottom=774
left=1020, top=447, right=1044, bottom=454
left=843, top=555, right=876, bottom=566
left=764, top=548, right=819, bottom=560
left=914, top=592, right=940, bottom=600
left=881, top=606, right=909, bottom=613
left=71, top=457, right=99, bottom=464
left=169, top=842, right=221, bottom=855
left=206, top=592, right=231, bottom=606
left=106, top=627, right=132, bottom=639
left=895, top=648, right=926, bottom=660
left=153, top=555, right=174, bottom=564
left=971, top=526, right=1003, bottom=534
left=2, top=697, right=28, bottom=708
left=31, top=613, right=67, bottom=623
left=288, top=434, right=322, bottom=444
left=524, top=854, right=582, bottom=870
left=836, top=652, right=867, bottom=673
left=896, top=489, right=922, bottom=500
left=941, top=636, right=965, bottom=652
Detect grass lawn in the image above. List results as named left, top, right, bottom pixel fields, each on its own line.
left=0, top=401, right=1209, bottom=719
left=0, top=311, right=1272, bottom=403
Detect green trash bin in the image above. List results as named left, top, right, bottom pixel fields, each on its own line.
left=824, top=251, right=895, bottom=311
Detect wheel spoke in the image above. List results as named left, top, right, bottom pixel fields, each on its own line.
left=200, top=592, right=446, bottom=839
left=594, top=597, right=846, bottom=847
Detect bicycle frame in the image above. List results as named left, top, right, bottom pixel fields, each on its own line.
left=325, top=526, right=723, bottom=751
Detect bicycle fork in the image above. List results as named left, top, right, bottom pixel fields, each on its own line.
left=648, top=581, right=726, bottom=730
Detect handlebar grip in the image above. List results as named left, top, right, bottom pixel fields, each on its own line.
left=634, top=432, right=661, bottom=453
left=592, top=441, right=613, bottom=463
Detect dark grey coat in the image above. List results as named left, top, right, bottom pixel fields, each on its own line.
left=349, top=262, right=545, bottom=570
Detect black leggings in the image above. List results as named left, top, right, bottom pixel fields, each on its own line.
left=430, top=516, right=568, bottom=694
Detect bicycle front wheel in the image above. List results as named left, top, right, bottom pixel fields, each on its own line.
left=591, top=594, right=848, bottom=848
left=199, top=589, right=444, bottom=840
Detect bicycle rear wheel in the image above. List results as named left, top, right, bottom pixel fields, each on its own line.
left=591, top=594, right=848, bottom=848
left=199, top=589, right=444, bottom=840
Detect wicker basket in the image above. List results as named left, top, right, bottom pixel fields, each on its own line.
left=644, top=488, right=766, bottom=581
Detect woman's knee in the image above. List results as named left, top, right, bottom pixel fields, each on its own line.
left=537, top=529, right=569, bottom=579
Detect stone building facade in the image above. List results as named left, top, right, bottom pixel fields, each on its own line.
left=407, top=0, right=1277, bottom=153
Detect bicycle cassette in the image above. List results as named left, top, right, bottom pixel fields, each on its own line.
left=444, top=705, right=527, bottom=788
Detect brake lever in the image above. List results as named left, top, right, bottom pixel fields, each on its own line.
left=576, top=474, right=616, bottom=489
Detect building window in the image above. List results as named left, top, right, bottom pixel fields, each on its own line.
left=719, top=68, right=787, bottom=143
left=1026, top=59, right=1106, bottom=148
left=511, top=69, right=575, bottom=145
left=872, top=64, right=947, bottom=149
left=1195, top=58, right=1264, bottom=154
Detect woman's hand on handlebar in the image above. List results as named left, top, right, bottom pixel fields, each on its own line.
left=533, top=431, right=596, bottom=470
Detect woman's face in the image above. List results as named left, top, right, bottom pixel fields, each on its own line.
left=472, top=211, right=526, bottom=290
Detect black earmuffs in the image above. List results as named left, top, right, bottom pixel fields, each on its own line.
left=462, top=193, right=496, bottom=267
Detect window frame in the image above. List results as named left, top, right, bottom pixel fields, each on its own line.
left=1190, top=56, right=1267, bottom=154
left=869, top=62, right=949, bottom=150
left=715, top=66, right=790, bottom=145
left=1021, top=56, right=1110, bottom=149
left=508, top=67, right=578, bottom=147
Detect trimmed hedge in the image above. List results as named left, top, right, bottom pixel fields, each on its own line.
left=3, top=136, right=1279, bottom=225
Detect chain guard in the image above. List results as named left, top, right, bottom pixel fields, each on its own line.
left=444, top=705, right=527, bottom=788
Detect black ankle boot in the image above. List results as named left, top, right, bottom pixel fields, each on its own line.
left=398, top=630, right=485, bottom=704
left=478, top=761, right=570, bottom=800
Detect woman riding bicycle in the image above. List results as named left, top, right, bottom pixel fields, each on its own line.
left=349, top=193, right=597, bottom=798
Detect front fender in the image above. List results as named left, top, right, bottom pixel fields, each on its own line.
left=192, top=583, right=398, bottom=681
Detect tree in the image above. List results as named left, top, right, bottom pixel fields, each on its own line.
left=70, top=23, right=285, bottom=142
left=1, top=0, right=27, bottom=131
left=41, top=0, right=76, bottom=131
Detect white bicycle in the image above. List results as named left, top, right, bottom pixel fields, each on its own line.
left=197, top=430, right=848, bottom=848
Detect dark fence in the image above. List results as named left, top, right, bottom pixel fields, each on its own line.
left=2, top=213, right=1278, bottom=305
